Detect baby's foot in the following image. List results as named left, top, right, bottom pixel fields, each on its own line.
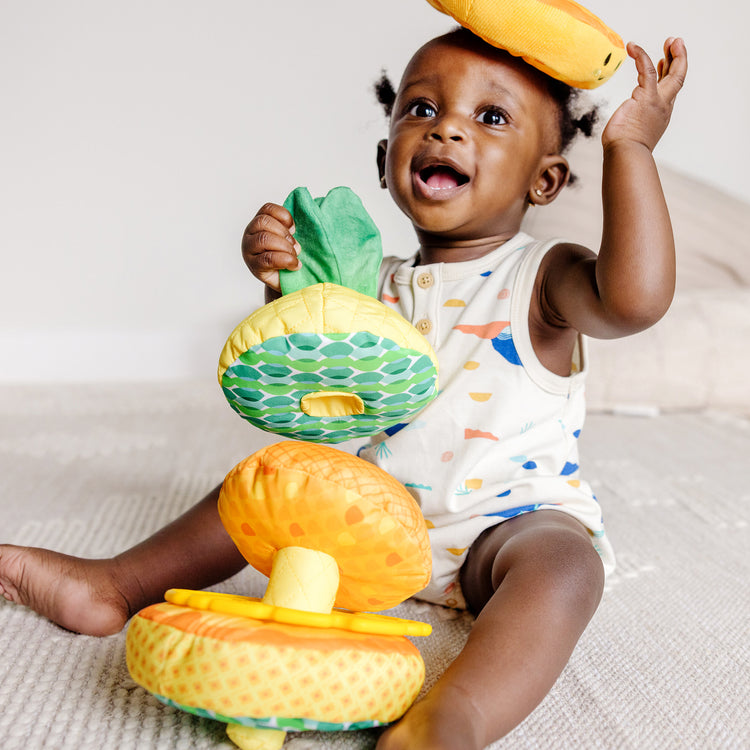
left=0, top=544, right=132, bottom=636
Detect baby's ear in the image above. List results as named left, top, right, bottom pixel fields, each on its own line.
left=529, top=155, right=570, bottom=206
left=377, top=139, right=388, bottom=187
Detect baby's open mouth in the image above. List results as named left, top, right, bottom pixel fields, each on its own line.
left=418, top=165, right=470, bottom=190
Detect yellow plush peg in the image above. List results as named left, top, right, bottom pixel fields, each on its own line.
left=424, top=0, right=626, bottom=88
left=261, top=546, right=339, bottom=614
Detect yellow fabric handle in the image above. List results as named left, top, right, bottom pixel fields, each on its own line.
left=300, top=391, right=365, bottom=418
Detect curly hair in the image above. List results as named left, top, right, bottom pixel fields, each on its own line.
left=373, top=29, right=600, bottom=182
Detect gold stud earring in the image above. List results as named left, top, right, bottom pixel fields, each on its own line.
left=380, top=176, right=387, bottom=188
left=535, top=188, right=543, bottom=198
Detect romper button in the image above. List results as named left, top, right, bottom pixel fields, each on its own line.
left=416, top=318, right=433, bottom=335
left=417, top=272, right=434, bottom=289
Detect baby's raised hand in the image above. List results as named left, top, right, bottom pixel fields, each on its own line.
left=602, top=38, right=687, bottom=152
left=241, top=203, right=302, bottom=291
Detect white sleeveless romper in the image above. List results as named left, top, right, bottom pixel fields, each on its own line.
left=353, top=232, right=616, bottom=608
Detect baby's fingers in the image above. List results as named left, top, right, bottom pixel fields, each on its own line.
left=242, top=204, right=297, bottom=253
left=242, top=204, right=301, bottom=289
left=627, top=42, right=659, bottom=94
left=246, top=202, right=295, bottom=232
left=659, top=37, right=676, bottom=79
left=657, top=38, right=687, bottom=101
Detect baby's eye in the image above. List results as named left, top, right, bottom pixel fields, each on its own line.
left=479, top=108, right=508, bottom=126
left=408, top=101, right=437, bottom=118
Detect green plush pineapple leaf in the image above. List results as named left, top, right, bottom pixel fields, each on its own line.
left=279, top=186, right=382, bottom=298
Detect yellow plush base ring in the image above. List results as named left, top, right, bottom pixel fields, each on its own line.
left=127, top=601, right=426, bottom=728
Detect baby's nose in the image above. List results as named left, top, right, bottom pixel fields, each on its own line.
left=428, top=115, right=465, bottom=142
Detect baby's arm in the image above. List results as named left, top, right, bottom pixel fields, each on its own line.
left=241, top=203, right=301, bottom=302
left=540, top=38, right=688, bottom=339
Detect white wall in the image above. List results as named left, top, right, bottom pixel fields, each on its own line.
left=1, top=0, right=746, bottom=382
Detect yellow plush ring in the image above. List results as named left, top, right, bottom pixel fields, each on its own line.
left=126, top=601, right=426, bottom=733
left=425, top=0, right=626, bottom=88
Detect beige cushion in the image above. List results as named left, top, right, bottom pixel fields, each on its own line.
left=583, top=288, right=750, bottom=414
left=523, top=137, right=750, bottom=414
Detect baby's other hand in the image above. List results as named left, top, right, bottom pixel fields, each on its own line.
left=602, top=38, right=687, bottom=152
left=241, top=203, right=301, bottom=292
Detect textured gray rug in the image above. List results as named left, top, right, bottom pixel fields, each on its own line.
left=1, top=383, right=748, bottom=749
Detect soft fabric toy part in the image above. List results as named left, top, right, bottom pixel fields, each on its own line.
left=126, top=441, right=433, bottom=750
left=130, top=189, right=436, bottom=747
left=219, top=283, right=439, bottom=443
left=280, top=187, right=382, bottom=298
left=219, top=186, right=439, bottom=443
left=425, top=0, right=626, bottom=88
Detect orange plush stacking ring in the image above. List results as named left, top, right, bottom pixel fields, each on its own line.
left=424, top=0, right=626, bottom=88
left=218, top=441, right=432, bottom=612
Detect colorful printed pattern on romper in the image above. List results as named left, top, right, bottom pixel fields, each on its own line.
left=483, top=502, right=562, bottom=520
left=221, top=331, right=438, bottom=443
left=452, top=322, right=521, bottom=365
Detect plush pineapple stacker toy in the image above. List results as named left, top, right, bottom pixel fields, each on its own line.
left=126, top=2, right=626, bottom=746
left=127, top=187, right=438, bottom=750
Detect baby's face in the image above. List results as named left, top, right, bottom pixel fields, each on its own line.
left=382, top=36, right=562, bottom=249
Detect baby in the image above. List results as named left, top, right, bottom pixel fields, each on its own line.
left=0, top=26, right=686, bottom=750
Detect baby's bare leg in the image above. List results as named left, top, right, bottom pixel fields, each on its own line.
left=377, top=511, right=605, bottom=750
left=0, top=483, right=246, bottom=636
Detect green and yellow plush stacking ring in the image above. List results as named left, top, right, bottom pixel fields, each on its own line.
left=218, top=282, right=439, bottom=443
